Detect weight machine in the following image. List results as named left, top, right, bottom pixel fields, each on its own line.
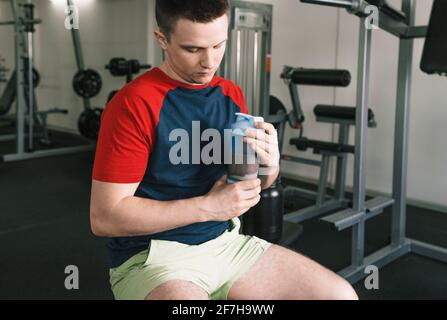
left=0, top=0, right=95, bottom=162
left=298, top=0, right=447, bottom=283
left=278, top=67, right=379, bottom=225
left=221, top=0, right=306, bottom=246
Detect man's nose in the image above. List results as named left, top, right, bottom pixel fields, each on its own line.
left=200, top=49, right=214, bottom=69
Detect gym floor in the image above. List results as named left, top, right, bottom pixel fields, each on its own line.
left=1, top=130, right=446, bottom=300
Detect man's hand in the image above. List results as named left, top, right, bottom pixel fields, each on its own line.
left=200, top=175, right=262, bottom=222
left=243, top=122, right=280, bottom=176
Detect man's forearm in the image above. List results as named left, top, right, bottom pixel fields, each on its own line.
left=97, top=195, right=209, bottom=237
left=259, top=166, right=280, bottom=190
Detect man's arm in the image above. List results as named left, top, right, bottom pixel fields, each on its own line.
left=259, top=165, right=280, bottom=190
left=90, top=180, right=208, bottom=237
left=90, top=177, right=261, bottom=238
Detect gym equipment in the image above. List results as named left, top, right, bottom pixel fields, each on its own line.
left=0, top=0, right=93, bottom=162
left=105, top=57, right=151, bottom=102
left=0, top=55, right=8, bottom=83
left=420, top=0, right=447, bottom=76
left=268, top=95, right=287, bottom=155
left=222, top=1, right=303, bottom=246
left=284, top=68, right=351, bottom=87
left=65, top=0, right=104, bottom=140
left=106, top=58, right=151, bottom=80
left=279, top=66, right=377, bottom=226
left=302, top=0, right=406, bottom=20
left=0, top=68, right=40, bottom=116
left=78, top=108, right=103, bottom=140
left=72, top=69, right=102, bottom=99
left=219, top=0, right=272, bottom=118
left=299, top=0, right=447, bottom=284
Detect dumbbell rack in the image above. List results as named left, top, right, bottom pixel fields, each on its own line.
left=105, top=57, right=151, bottom=102
left=300, top=0, right=447, bottom=284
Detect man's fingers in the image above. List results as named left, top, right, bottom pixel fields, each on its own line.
left=249, top=143, right=269, bottom=164
left=254, top=121, right=277, bottom=137
left=234, top=178, right=261, bottom=190
left=238, top=194, right=262, bottom=209
left=244, top=137, right=268, bottom=152
left=213, top=174, right=228, bottom=187
left=239, top=185, right=262, bottom=200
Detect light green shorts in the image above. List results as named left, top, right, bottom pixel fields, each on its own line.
left=109, top=218, right=272, bottom=300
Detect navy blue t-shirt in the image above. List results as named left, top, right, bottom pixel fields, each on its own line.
left=92, top=67, right=248, bottom=268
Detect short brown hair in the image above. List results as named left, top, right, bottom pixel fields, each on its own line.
left=155, top=0, right=230, bottom=41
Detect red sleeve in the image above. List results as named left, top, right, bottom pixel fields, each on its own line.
left=235, top=85, right=249, bottom=115
left=92, top=88, right=154, bottom=183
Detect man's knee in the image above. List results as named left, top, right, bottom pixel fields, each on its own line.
left=329, top=278, right=359, bottom=300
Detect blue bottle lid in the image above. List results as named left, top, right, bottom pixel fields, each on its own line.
left=231, top=113, right=265, bottom=137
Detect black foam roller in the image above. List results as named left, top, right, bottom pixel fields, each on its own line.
left=290, top=68, right=351, bottom=87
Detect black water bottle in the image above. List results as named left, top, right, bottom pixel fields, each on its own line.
left=242, top=178, right=284, bottom=243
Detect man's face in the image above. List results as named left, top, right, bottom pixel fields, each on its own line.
left=160, top=14, right=229, bottom=84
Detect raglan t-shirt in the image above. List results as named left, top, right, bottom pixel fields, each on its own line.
left=92, top=67, right=248, bottom=268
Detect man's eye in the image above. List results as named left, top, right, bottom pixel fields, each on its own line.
left=187, top=48, right=199, bottom=53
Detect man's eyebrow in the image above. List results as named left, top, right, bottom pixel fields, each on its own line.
left=180, top=39, right=227, bottom=49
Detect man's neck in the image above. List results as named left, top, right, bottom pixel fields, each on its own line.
left=158, top=62, right=207, bottom=86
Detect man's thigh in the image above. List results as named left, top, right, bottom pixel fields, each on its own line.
left=145, top=280, right=209, bottom=300
left=227, top=244, right=358, bottom=300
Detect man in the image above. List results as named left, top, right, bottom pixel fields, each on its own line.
left=90, top=0, right=358, bottom=300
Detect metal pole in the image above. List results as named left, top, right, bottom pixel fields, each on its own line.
left=66, top=0, right=84, bottom=70
left=335, top=124, right=349, bottom=200
left=351, top=18, right=372, bottom=266
left=11, top=0, right=25, bottom=155
left=66, top=0, right=90, bottom=110
left=316, top=155, right=330, bottom=206
left=391, top=0, right=415, bottom=246
left=301, top=0, right=354, bottom=9
left=26, top=0, right=34, bottom=151
left=253, top=31, right=258, bottom=116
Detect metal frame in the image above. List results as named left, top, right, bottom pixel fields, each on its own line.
left=221, top=1, right=306, bottom=247
left=278, top=61, right=380, bottom=226
left=220, top=0, right=272, bottom=119
left=67, top=0, right=92, bottom=111
left=280, top=72, right=374, bottom=225
left=282, top=143, right=351, bottom=224
left=301, top=0, right=447, bottom=284
left=0, top=0, right=95, bottom=163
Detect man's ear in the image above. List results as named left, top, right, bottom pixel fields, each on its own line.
left=154, top=30, right=168, bottom=50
